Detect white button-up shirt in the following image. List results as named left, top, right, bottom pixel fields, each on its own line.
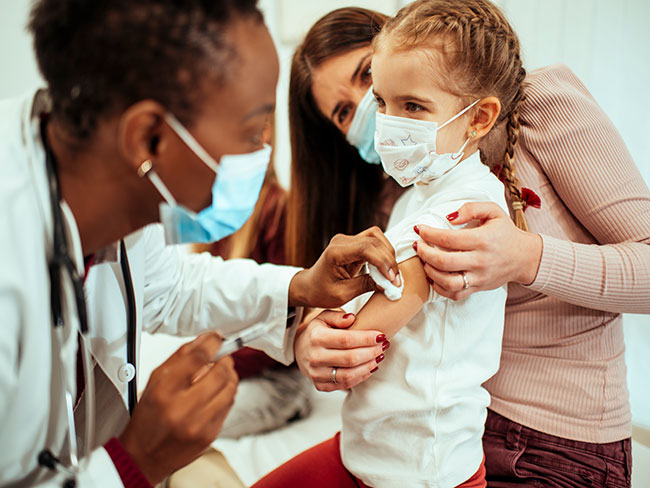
left=342, top=151, right=508, bottom=488
left=0, top=90, right=301, bottom=486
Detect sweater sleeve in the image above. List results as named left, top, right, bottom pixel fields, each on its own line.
left=104, top=438, right=152, bottom=488
left=522, top=65, right=650, bottom=313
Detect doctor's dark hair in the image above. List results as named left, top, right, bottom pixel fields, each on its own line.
left=29, top=0, right=263, bottom=141
left=286, top=7, right=392, bottom=268
left=375, top=0, right=530, bottom=230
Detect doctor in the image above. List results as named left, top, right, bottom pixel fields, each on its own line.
left=0, top=0, right=399, bottom=486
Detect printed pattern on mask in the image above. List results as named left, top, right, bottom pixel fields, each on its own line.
left=393, top=159, right=409, bottom=170
left=374, top=101, right=479, bottom=188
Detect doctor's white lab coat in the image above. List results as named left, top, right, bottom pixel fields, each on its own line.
left=0, top=90, right=302, bottom=486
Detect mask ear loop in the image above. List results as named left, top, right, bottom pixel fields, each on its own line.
left=137, top=159, right=178, bottom=206
left=439, top=99, right=480, bottom=131
left=440, top=99, right=480, bottom=160
left=454, top=129, right=478, bottom=157
left=452, top=137, right=471, bottom=160
left=165, top=113, right=220, bottom=174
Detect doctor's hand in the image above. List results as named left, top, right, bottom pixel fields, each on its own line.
left=289, top=226, right=399, bottom=308
left=413, top=202, right=542, bottom=300
left=118, top=332, right=238, bottom=485
left=295, top=310, right=389, bottom=392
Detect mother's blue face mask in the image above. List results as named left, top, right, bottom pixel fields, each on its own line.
left=346, top=86, right=381, bottom=165
left=141, top=113, right=271, bottom=245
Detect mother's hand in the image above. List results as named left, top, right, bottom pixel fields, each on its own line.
left=295, top=310, right=389, bottom=392
left=414, top=202, right=542, bottom=300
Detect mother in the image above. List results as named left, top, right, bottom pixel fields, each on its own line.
left=288, top=4, right=650, bottom=487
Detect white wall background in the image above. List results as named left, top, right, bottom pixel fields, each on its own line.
left=2, top=0, right=648, bottom=451
left=0, top=1, right=43, bottom=97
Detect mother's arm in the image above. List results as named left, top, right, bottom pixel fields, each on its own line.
left=415, top=66, right=650, bottom=313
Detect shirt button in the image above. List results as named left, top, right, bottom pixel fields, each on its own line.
left=117, top=363, right=136, bottom=383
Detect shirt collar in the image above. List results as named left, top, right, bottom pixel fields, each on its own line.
left=413, top=150, right=486, bottom=198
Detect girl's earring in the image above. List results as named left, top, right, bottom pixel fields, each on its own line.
left=469, top=130, right=477, bottom=139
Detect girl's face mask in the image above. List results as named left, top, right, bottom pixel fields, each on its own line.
left=142, top=113, right=271, bottom=245
left=374, top=100, right=479, bottom=187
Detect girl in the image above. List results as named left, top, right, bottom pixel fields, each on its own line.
left=254, top=0, right=525, bottom=486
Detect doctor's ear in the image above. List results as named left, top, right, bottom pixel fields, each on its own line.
left=468, top=97, right=501, bottom=141
left=117, top=100, right=169, bottom=173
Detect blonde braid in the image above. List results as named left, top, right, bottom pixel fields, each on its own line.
left=502, top=101, right=528, bottom=230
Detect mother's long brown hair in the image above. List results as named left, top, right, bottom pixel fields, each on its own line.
left=286, top=7, right=390, bottom=268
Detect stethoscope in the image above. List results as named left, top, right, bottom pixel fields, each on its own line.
left=37, top=119, right=137, bottom=487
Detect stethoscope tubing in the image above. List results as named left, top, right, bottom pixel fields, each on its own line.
left=40, top=118, right=136, bottom=485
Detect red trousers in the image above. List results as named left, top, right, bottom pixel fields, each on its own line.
left=252, top=432, right=486, bottom=488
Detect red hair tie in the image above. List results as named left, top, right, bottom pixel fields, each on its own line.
left=521, top=187, right=541, bottom=211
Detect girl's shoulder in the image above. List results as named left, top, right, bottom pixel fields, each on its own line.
left=427, top=159, right=508, bottom=212
left=393, top=169, right=507, bottom=230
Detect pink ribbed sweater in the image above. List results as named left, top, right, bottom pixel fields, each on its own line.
left=482, top=64, right=650, bottom=444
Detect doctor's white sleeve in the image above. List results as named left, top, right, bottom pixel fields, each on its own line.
left=140, top=225, right=302, bottom=364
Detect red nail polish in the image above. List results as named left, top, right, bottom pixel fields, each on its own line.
left=412, top=241, right=418, bottom=252
left=376, top=354, right=385, bottom=364
left=376, top=334, right=386, bottom=343
left=343, top=313, right=354, bottom=319
left=382, top=340, right=390, bottom=351
left=413, top=225, right=420, bottom=235
left=446, top=211, right=459, bottom=221
left=370, top=367, right=379, bottom=373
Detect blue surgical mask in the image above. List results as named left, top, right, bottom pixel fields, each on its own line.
left=346, top=86, right=381, bottom=164
left=143, top=113, right=271, bottom=244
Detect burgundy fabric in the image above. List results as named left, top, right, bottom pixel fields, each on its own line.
left=75, top=254, right=96, bottom=405
left=104, top=437, right=153, bottom=488
left=252, top=432, right=486, bottom=488
left=210, top=182, right=287, bottom=266
left=248, top=182, right=287, bottom=266
left=231, top=347, right=291, bottom=380
left=483, top=409, right=632, bottom=488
